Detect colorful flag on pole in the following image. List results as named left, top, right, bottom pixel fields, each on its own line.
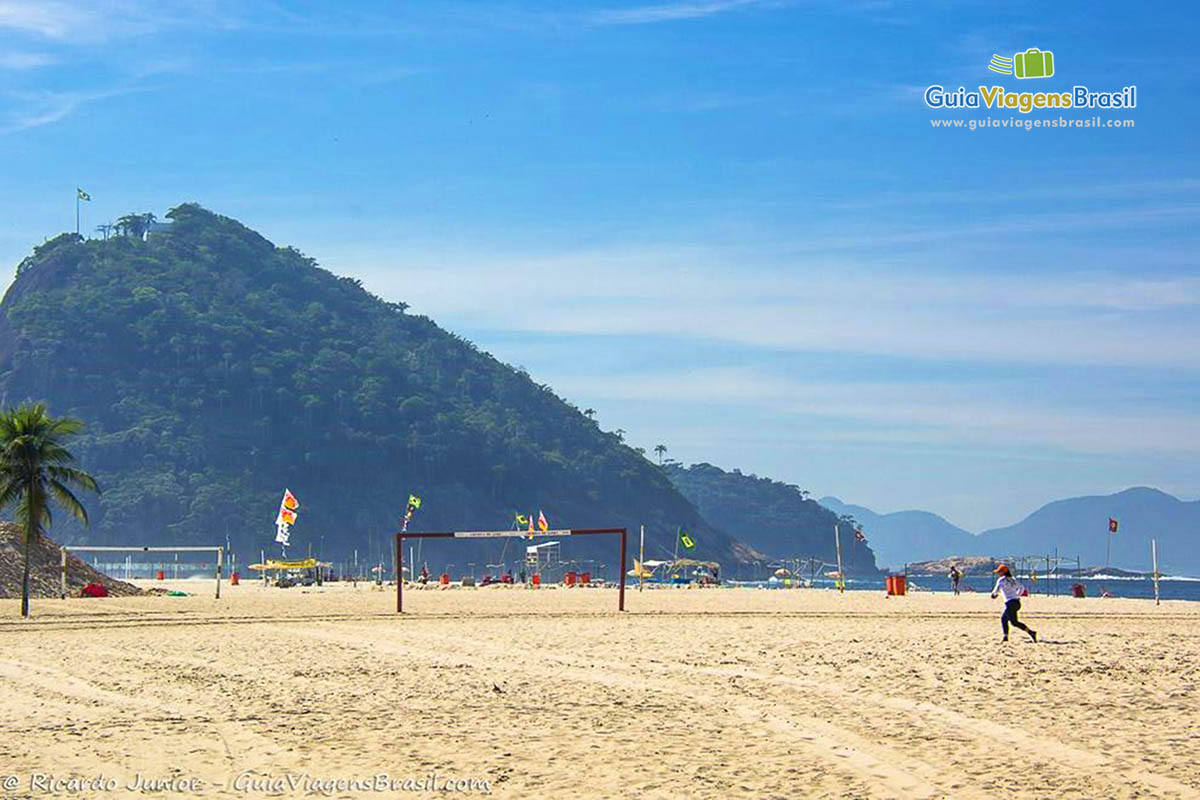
left=1109, top=517, right=1119, bottom=534
left=514, top=513, right=529, bottom=527
left=537, top=510, right=549, bottom=532
left=854, top=529, right=866, bottom=543
left=275, top=489, right=299, bottom=549
left=77, top=188, right=91, bottom=201
left=401, top=493, right=422, bottom=531
left=678, top=528, right=696, bottom=551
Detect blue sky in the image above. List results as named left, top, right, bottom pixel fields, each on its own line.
left=1, top=0, right=1198, bottom=530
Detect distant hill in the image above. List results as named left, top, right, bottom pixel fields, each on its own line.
left=667, top=463, right=880, bottom=574
left=0, top=205, right=745, bottom=574
left=819, top=496, right=978, bottom=568
left=976, top=487, right=1200, bottom=576
left=823, top=488, right=1200, bottom=576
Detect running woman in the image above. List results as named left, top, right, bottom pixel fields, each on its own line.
left=991, top=564, right=1037, bottom=642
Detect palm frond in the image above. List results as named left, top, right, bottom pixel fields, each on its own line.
left=45, top=465, right=99, bottom=494
left=0, top=480, right=23, bottom=510
left=48, top=480, right=89, bottom=525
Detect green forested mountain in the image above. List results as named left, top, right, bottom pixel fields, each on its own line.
left=0, top=204, right=743, bottom=574
left=666, top=462, right=880, bottom=574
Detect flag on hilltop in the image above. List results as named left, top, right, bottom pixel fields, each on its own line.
left=77, top=188, right=91, bottom=201
left=854, top=529, right=867, bottom=543
left=537, top=510, right=549, bottom=532
left=1109, top=517, right=1119, bottom=534
left=678, top=528, right=696, bottom=551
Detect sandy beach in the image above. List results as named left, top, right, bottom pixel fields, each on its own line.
left=1, top=582, right=1197, bottom=799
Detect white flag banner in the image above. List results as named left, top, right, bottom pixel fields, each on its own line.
left=275, top=522, right=291, bottom=546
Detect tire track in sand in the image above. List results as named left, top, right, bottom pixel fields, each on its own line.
left=298, top=623, right=945, bottom=799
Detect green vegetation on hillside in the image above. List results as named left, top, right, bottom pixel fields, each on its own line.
left=0, top=205, right=737, bottom=568
left=666, top=462, right=880, bottom=574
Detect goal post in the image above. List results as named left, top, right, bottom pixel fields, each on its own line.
left=394, top=528, right=627, bottom=613
left=60, top=546, right=225, bottom=600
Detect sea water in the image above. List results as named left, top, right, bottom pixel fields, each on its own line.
left=727, top=575, right=1200, bottom=602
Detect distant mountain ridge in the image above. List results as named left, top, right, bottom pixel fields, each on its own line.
left=975, top=487, right=1199, bottom=575
left=822, top=487, right=1200, bottom=576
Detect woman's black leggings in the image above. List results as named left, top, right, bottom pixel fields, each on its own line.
left=1002, top=599, right=1031, bottom=636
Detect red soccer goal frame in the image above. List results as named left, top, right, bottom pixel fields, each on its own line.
left=394, top=527, right=627, bottom=613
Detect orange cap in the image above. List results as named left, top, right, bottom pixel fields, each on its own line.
left=994, top=564, right=1010, bottom=575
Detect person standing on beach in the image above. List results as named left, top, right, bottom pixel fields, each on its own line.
left=991, top=564, right=1036, bottom=642
left=949, top=565, right=962, bottom=596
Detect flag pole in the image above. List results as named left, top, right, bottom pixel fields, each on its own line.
left=639, top=524, right=645, bottom=593
left=1152, top=538, right=1160, bottom=606
left=1105, top=524, right=1112, bottom=570
left=75, top=191, right=80, bottom=237
left=834, top=524, right=844, bottom=594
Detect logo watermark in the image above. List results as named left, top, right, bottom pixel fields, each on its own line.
left=1, top=771, right=494, bottom=796
left=925, top=47, right=1137, bottom=128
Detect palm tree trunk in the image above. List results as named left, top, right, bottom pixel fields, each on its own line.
left=20, top=518, right=33, bottom=617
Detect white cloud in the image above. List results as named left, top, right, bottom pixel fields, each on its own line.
left=547, top=365, right=1200, bottom=456
left=0, top=0, right=241, bottom=44
left=588, top=0, right=770, bottom=25
left=1, top=86, right=137, bottom=133
left=0, top=0, right=157, bottom=42
left=339, top=242, right=1200, bottom=369
left=0, top=50, right=54, bottom=69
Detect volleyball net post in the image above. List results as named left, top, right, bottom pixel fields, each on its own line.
left=394, top=527, right=627, bottom=613
left=60, top=545, right=225, bottom=599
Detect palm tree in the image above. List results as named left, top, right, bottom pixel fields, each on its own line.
left=583, top=408, right=596, bottom=421
left=654, top=444, right=668, bottom=465
left=115, top=212, right=155, bottom=239
left=613, top=428, right=626, bottom=442
left=0, top=404, right=99, bottom=617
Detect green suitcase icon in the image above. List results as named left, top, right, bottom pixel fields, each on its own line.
left=1014, top=48, right=1054, bottom=79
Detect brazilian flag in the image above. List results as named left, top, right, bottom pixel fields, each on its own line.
left=678, top=527, right=696, bottom=551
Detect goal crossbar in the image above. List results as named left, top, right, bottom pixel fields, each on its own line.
left=61, top=545, right=224, bottom=599
left=394, top=528, right=627, bottom=613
